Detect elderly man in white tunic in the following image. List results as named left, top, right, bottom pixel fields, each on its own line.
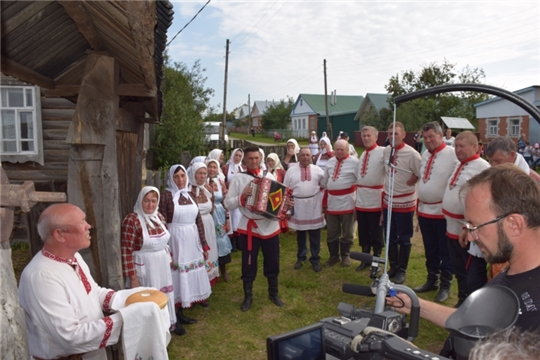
left=284, top=146, right=326, bottom=272
left=18, top=203, right=170, bottom=360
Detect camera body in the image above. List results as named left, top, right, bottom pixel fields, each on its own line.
left=321, top=302, right=408, bottom=360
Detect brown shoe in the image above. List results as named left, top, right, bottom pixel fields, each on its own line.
left=341, top=256, right=351, bottom=267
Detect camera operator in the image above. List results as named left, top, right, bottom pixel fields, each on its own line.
left=387, top=164, right=540, bottom=354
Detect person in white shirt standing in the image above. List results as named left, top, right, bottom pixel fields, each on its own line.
left=284, top=147, right=326, bottom=272
left=383, top=122, right=421, bottom=284
left=354, top=126, right=385, bottom=271
left=442, top=131, right=490, bottom=307
left=321, top=139, right=359, bottom=267
left=414, top=122, right=458, bottom=302
left=443, top=128, right=455, bottom=147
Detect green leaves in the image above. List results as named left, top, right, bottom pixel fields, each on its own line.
left=381, top=60, right=489, bottom=132
left=261, top=97, right=294, bottom=131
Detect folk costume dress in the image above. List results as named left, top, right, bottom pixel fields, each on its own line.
left=188, top=162, right=220, bottom=286
left=314, top=136, right=334, bottom=171
left=223, top=148, right=245, bottom=235
left=160, top=164, right=211, bottom=308
left=208, top=160, right=233, bottom=264
left=309, top=132, right=319, bottom=155
left=121, top=186, right=176, bottom=327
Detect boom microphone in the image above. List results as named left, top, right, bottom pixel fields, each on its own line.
left=342, top=283, right=375, bottom=297
left=350, top=252, right=373, bottom=263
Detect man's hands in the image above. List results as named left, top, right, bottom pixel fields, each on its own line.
left=242, top=184, right=253, bottom=202
left=458, top=228, right=469, bottom=248
left=406, top=174, right=419, bottom=186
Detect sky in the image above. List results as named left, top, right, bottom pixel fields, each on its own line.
left=166, top=1, right=540, bottom=114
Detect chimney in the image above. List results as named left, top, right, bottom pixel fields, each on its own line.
left=333, top=90, right=337, bottom=105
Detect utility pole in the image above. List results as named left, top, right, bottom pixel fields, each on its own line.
left=323, top=59, right=333, bottom=141
left=221, top=39, right=229, bottom=144
left=248, top=94, right=251, bottom=135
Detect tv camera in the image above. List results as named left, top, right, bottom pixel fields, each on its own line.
left=267, top=252, right=520, bottom=360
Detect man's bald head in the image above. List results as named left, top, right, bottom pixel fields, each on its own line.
left=334, top=139, right=349, bottom=160
left=38, top=203, right=79, bottom=243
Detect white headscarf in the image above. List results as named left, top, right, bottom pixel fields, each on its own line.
left=259, top=148, right=267, bottom=171
left=286, top=139, right=300, bottom=155
left=267, top=153, right=284, bottom=172
left=165, top=164, right=190, bottom=200
left=319, top=136, right=332, bottom=154
left=189, top=156, right=206, bottom=167
left=187, top=162, right=212, bottom=199
left=207, top=149, right=225, bottom=181
left=134, top=186, right=166, bottom=231
left=227, top=148, right=244, bottom=172
left=206, top=159, right=221, bottom=181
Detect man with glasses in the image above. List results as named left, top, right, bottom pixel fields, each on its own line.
left=388, top=164, right=540, bottom=354
left=442, top=131, right=490, bottom=307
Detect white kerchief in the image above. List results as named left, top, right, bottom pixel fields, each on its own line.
left=134, top=186, right=166, bottom=231
left=165, top=164, right=190, bottom=201
left=187, top=162, right=212, bottom=198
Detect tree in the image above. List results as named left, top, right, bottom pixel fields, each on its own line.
left=262, top=97, right=294, bottom=131
left=384, top=59, right=489, bottom=132
left=152, top=57, right=215, bottom=168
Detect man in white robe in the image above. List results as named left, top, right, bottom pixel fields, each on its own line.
left=18, top=204, right=124, bottom=360
left=284, top=147, right=325, bottom=272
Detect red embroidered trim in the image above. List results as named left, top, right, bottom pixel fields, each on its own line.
left=102, top=290, right=115, bottom=312
left=300, top=165, right=311, bottom=182
left=289, top=216, right=325, bottom=225
left=332, top=154, right=350, bottom=180
left=423, top=143, right=446, bottom=183
left=41, top=248, right=77, bottom=266
left=100, top=316, right=114, bottom=348
left=449, top=154, right=480, bottom=189
left=361, top=144, right=377, bottom=177
left=327, top=186, right=356, bottom=196
left=78, top=266, right=92, bottom=294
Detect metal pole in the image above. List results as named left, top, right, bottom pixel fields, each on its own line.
left=323, top=59, right=333, bottom=141
left=221, top=39, right=229, bottom=144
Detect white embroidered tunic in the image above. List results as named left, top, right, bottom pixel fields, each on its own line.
left=355, top=144, right=385, bottom=212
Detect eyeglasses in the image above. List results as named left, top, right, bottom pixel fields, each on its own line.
left=464, top=213, right=510, bottom=240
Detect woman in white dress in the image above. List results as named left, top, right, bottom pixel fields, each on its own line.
left=121, top=186, right=182, bottom=334
left=207, top=159, right=233, bottom=281
left=188, top=162, right=220, bottom=287
left=159, top=165, right=211, bottom=326
left=313, top=136, right=334, bottom=171
left=309, top=131, right=319, bottom=156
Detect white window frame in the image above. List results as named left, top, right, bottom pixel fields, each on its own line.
left=0, top=85, right=43, bottom=165
left=508, top=117, right=521, bottom=138
left=486, top=118, right=499, bottom=138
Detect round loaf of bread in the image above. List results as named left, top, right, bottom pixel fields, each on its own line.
left=125, top=289, right=168, bottom=309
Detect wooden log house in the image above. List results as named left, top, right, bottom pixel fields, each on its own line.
left=1, top=0, right=174, bottom=289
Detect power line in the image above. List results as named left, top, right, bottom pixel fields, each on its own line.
left=167, top=0, right=212, bottom=47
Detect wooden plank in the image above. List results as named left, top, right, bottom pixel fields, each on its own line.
left=44, top=83, right=154, bottom=98
left=43, top=129, right=68, bottom=141
left=44, top=149, right=70, bottom=163
left=1, top=0, right=54, bottom=37
left=116, top=108, right=138, bottom=133
left=2, top=169, right=68, bottom=181
left=59, top=0, right=103, bottom=50
left=42, top=108, right=75, bottom=119
left=0, top=55, right=55, bottom=89
left=42, top=120, right=72, bottom=129
left=124, top=1, right=157, bottom=92
left=43, top=140, right=71, bottom=151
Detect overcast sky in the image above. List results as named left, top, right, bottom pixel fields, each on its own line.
left=166, top=1, right=540, bottom=114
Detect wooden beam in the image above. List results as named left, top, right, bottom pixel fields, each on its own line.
left=1, top=55, right=56, bottom=89
left=124, top=1, right=157, bottom=94
left=58, top=0, right=103, bottom=50
left=44, top=84, right=155, bottom=98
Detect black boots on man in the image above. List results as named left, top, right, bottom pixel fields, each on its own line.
left=241, top=281, right=253, bottom=312
left=268, top=278, right=285, bottom=307
left=413, top=269, right=440, bottom=293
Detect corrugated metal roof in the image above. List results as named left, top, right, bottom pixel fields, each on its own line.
left=440, top=117, right=475, bottom=129
left=253, top=100, right=280, bottom=115
left=367, top=93, right=391, bottom=113
left=299, top=93, right=364, bottom=116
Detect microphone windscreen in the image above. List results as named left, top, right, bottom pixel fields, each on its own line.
left=342, top=283, right=374, bottom=297
left=350, top=252, right=373, bottom=263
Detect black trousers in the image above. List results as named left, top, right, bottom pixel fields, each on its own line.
left=238, top=233, right=280, bottom=283
left=356, top=210, right=384, bottom=254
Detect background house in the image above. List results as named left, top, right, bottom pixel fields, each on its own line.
left=290, top=92, right=364, bottom=140
left=251, top=100, right=278, bottom=131
left=475, top=85, right=540, bottom=144
left=353, top=93, right=391, bottom=146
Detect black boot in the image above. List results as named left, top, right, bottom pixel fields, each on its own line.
left=324, top=241, right=340, bottom=267
left=174, top=323, right=186, bottom=335
left=268, top=278, right=285, bottom=307
left=387, top=244, right=399, bottom=278
left=176, top=307, right=197, bottom=325
left=231, top=236, right=239, bottom=252
left=455, top=279, right=467, bottom=308
left=435, top=272, right=452, bottom=303
left=355, top=246, right=371, bottom=271
left=393, top=245, right=411, bottom=284
left=241, top=281, right=253, bottom=312
left=413, top=269, right=440, bottom=293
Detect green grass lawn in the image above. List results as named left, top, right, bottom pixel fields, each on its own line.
left=165, top=222, right=453, bottom=359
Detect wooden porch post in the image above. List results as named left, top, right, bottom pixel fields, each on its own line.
left=66, top=53, right=122, bottom=289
